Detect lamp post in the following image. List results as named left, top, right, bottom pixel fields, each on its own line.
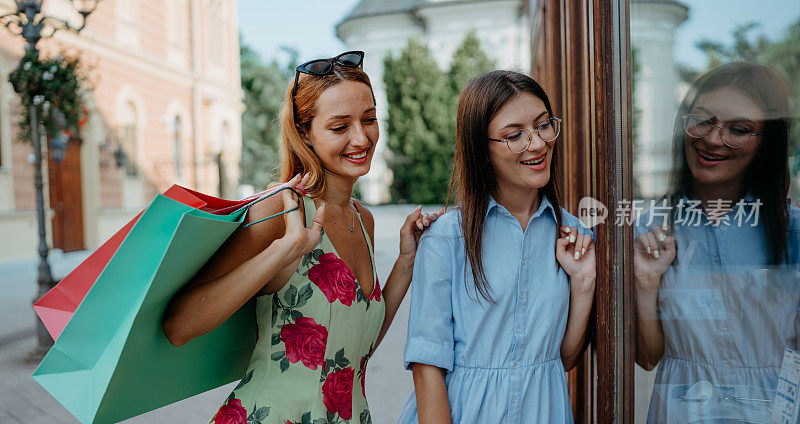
left=0, top=0, right=98, bottom=359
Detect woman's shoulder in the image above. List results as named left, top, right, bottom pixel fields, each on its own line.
left=421, top=208, right=462, bottom=239
left=351, top=198, right=374, bottom=230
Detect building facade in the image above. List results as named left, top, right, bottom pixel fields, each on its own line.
left=0, top=0, right=243, bottom=261
left=630, top=0, right=688, bottom=199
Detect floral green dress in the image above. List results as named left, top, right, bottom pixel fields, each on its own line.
left=210, top=196, right=384, bottom=424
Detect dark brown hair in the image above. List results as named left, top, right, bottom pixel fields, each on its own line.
left=278, top=64, right=374, bottom=196
left=448, top=70, right=564, bottom=301
left=668, top=62, right=792, bottom=264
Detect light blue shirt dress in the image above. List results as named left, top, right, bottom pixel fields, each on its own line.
left=398, top=195, right=589, bottom=424
left=638, top=196, right=800, bottom=423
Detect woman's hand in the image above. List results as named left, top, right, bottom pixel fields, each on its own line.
left=556, top=225, right=596, bottom=292
left=633, top=224, right=676, bottom=291
left=398, top=206, right=445, bottom=262
left=272, top=173, right=326, bottom=264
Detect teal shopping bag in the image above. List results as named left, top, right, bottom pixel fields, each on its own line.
left=32, top=190, right=287, bottom=424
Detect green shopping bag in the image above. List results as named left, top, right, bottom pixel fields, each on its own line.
left=32, top=187, right=295, bottom=424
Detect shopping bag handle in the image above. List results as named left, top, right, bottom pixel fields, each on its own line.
left=241, top=186, right=301, bottom=228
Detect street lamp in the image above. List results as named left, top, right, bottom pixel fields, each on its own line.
left=0, top=0, right=98, bottom=360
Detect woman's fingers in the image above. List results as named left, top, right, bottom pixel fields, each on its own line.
left=635, top=233, right=650, bottom=253
left=645, top=232, right=660, bottom=259
left=286, top=173, right=301, bottom=187
left=578, top=233, right=592, bottom=258
left=407, top=206, right=446, bottom=231
left=308, top=202, right=326, bottom=241
left=556, top=234, right=570, bottom=256
left=281, top=188, right=303, bottom=230
left=296, top=172, right=311, bottom=194
left=402, top=205, right=422, bottom=231
left=649, top=224, right=675, bottom=253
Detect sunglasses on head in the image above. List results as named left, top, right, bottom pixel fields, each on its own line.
left=291, top=51, right=365, bottom=99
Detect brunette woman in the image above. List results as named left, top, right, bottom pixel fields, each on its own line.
left=399, top=71, right=596, bottom=423
left=635, top=62, right=800, bottom=423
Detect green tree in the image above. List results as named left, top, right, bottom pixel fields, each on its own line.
left=239, top=42, right=296, bottom=189
left=384, top=33, right=494, bottom=204
left=695, top=22, right=767, bottom=68
left=448, top=31, right=495, bottom=96
left=383, top=38, right=453, bottom=203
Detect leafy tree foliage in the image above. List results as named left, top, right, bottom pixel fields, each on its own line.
left=239, top=43, right=297, bottom=189
left=384, top=33, right=494, bottom=203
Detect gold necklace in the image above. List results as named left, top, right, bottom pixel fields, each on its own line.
left=322, top=197, right=355, bottom=232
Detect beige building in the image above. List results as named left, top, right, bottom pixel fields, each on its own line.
left=0, top=0, right=243, bottom=261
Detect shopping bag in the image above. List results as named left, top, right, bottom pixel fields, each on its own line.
left=32, top=185, right=296, bottom=424
left=33, top=183, right=288, bottom=341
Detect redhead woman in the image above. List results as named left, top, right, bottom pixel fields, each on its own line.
left=163, top=51, right=440, bottom=424
left=399, top=71, right=596, bottom=423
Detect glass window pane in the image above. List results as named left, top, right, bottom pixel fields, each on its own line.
left=630, top=1, right=800, bottom=422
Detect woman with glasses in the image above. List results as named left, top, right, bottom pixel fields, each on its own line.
left=398, top=71, right=596, bottom=423
left=635, top=62, right=800, bottom=423
left=164, top=51, right=441, bottom=424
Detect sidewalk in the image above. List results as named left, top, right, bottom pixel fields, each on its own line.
left=0, top=205, right=425, bottom=423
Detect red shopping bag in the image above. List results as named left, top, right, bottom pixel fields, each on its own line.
left=33, top=183, right=290, bottom=341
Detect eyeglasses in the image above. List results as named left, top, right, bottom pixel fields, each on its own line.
left=682, top=113, right=765, bottom=149
left=292, top=51, right=365, bottom=99
left=487, top=117, right=562, bottom=153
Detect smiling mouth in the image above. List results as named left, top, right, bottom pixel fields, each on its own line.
left=520, top=155, right=546, bottom=166
left=343, top=149, right=368, bottom=160
left=696, top=147, right=731, bottom=162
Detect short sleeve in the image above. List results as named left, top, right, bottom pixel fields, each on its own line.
left=402, top=233, right=455, bottom=372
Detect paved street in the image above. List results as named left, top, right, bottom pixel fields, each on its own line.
left=0, top=204, right=432, bottom=423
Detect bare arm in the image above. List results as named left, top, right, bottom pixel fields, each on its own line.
left=411, top=363, right=452, bottom=424
left=633, top=226, right=675, bottom=370
left=374, top=206, right=443, bottom=346
left=556, top=226, right=596, bottom=371
left=561, top=276, right=595, bottom=371
left=163, top=175, right=324, bottom=346
left=635, top=280, right=665, bottom=370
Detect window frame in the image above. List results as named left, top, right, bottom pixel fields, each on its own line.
left=529, top=0, right=634, bottom=421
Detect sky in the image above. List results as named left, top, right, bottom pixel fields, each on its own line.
left=674, top=0, right=800, bottom=69
left=237, top=0, right=361, bottom=65
left=237, top=0, right=800, bottom=67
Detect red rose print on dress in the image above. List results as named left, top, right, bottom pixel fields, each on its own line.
left=359, top=356, right=367, bottom=398
left=367, top=278, right=381, bottom=302
left=280, top=317, right=328, bottom=370
left=213, top=397, right=247, bottom=424
left=308, top=253, right=357, bottom=306
left=322, top=367, right=355, bottom=420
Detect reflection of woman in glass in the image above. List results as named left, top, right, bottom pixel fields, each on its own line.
left=635, top=62, right=800, bottom=423
left=399, top=71, right=596, bottom=423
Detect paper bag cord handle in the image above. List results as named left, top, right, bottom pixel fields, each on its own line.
left=241, top=186, right=301, bottom=228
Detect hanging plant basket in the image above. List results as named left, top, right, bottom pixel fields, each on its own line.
left=9, top=49, right=86, bottom=143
